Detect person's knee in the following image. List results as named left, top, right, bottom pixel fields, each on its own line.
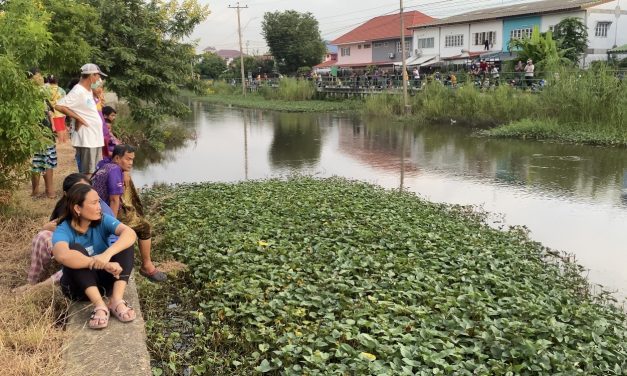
left=135, top=220, right=152, bottom=241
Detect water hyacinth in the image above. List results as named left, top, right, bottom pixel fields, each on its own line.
left=141, top=177, right=627, bottom=375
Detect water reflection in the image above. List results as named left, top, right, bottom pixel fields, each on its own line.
left=269, top=113, right=323, bottom=169
left=133, top=103, right=627, bottom=300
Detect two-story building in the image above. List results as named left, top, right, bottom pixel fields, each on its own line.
left=330, top=11, right=434, bottom=69
left=409, top=0, right=627, bottom=66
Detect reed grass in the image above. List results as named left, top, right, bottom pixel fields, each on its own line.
left=364, top=68, right=627, bottom=145
left=260, top=77, right=316, bottom=101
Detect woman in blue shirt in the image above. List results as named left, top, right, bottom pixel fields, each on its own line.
left=52, top=183, right=137, bottom=329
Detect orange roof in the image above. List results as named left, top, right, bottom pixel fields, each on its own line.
left=314, top=59, right=338, bottom=69
left=331, top=11, right=435, bottom=45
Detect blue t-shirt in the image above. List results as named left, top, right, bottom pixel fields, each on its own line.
left=52, top=214, right=121, bottom=256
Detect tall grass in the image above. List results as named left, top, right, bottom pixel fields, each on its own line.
left=261, top=77, right=315, bottom=101
left=363, top=94, right=404, bottom=117
left=210, top=80, right=238, bottom=95
left=364, top=68, right=627, bottom=144
left=542, top=66, right=627, bottom=131
left=0, top=144, right=75, bottom=376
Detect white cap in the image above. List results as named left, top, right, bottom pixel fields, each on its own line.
left=80, top=63, right=108, bottom=77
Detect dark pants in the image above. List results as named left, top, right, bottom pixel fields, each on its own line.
left=60, top=243, right=134, bottom=301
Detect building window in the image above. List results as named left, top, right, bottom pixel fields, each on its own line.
left=445, top=34, right=464, bottom=47
left=396, top=40, right=412, bottom=53
left=373, top=42, right=383, bottom=47
left=548, top=25, right=555, bottom=32
left=357, top=44, right=362, bottom=49
left=340, top=47, right=350, bottom=57
left=364, top=44, right=371, bottom=49
left=473, top=31, right=497, bottom=46
left=595, top=22, right=612, bottom=37
left=417, top=37, right=435, bottom=49
left=510, top=27, right=533, bottom=40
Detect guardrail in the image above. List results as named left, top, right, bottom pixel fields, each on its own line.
left=219, top=69, right=626, bottom=93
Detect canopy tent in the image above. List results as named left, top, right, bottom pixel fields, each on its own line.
left=608, top=44, right=627, bottom=54
left=420, top=56, right=442, bottom=67
left=479, top=50, right=519, bottom=62
left=394, top=55, right=436, bottom=66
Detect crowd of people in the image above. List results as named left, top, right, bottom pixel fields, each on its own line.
left=310, top=58, right=539, bottom=91
left=16, top=63, right=166, bottom=330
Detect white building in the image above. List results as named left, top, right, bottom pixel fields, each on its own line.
left=409, top=0, right=627, bottom=66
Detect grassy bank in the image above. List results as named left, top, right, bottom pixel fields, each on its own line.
left=365, top=67, right=627, bottom=146
left=0, top=143, right=75, bottom=376
left=192, top=92, right=361, bottom=113
left=189, top=78, right=361, bottom=113
left=140, top=178, right=627, bottom=375
left=481, top=118, right=627, bottom=146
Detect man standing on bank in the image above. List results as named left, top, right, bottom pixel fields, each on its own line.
left=55, top=63, right=106, bottom=177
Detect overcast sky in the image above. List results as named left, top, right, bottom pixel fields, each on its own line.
left=190, top=0, right=539, bottom=53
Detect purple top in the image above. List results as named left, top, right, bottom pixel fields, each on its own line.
left=91, top=158, right=124, bottom=204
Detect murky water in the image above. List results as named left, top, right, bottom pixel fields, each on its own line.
left=134, top=101, right=627, bottom=301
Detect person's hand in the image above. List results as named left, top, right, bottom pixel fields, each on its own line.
left=104, top=262, right=122, bottom=279
left=43, top=220, right=57, bottom=232
left=92, top=253, right=112, bottom=269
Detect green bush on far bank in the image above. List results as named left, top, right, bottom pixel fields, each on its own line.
left=365, top=66, right=627, bottom=145
left=259, top=77, right=316, bottom=101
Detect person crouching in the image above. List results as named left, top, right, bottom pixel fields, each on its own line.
left=52, top=184, right=137, bottom=329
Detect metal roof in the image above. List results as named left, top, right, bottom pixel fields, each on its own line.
left=410, top=0, right=611, bottom=29
left=608, top=44, right=627, bottom=54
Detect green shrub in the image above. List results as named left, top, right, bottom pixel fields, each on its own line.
left=210, top=80, right=238, bottom=95
left=363, top=94, right=403, bottom=118
left=0, top=57, right=51, bottom=193
left=262, top=77, right=315, bottom=101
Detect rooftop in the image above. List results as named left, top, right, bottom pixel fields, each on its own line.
left=332, top=11, right=435, bottom=45
left=410, top=0, right=611, bottom=29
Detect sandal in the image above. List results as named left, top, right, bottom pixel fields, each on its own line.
left=89, top=305, right=109, bottom=330
left=139, top=267, right=167, bottom=282
left=108, top=299, right=136, bottom=323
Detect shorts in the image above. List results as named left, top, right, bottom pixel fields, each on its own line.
left=131, top=218, right=152, bottom=241
left=31, top=145, right=58, bottom=173
left=75, top=147, right=102, bottom=175
left=52, top=116, right=66, bottom=132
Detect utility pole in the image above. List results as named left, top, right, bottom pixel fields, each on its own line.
left=400, top=0, right=410, bottom=115
left=229, top=2, right=248, bottom=96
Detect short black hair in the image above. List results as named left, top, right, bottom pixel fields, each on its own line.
left=112, top=144, right=136, bottom=158
left=102, top=106, right=117, bottom=117
left=27, top=67, right=40, bottom=78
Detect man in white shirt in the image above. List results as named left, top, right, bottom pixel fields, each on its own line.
left=56, top=64, right=107, bottom=176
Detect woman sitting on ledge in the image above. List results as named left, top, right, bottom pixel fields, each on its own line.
left=52, top=184, right=137, bottom=329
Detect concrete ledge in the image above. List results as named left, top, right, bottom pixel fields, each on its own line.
left=63, top=275, right=151, bottom=376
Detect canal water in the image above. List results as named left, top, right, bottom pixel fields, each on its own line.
left=133, top=101, right=627, bottom=301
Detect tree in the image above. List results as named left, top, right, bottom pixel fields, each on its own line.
left=553, top=17, right=588, bottom=64
left=0, top=0, right=52, bottom=191
left=196, top=52, right=227, bottom=79
left=227, top=56, right=275, bottom=79
left=261, top=11, right=325, bottom=74
left=509, top=26, right=569, bottom=72
left=86, top=0, right=210, bottom=123
left=40, top=0, right=102, bottom=82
